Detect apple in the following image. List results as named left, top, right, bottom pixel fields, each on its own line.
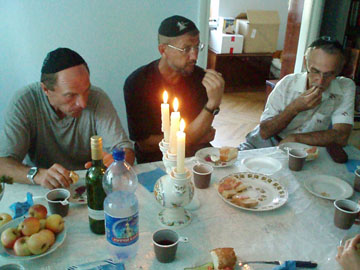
left=39, top=219, right=46, bottom=230
left=28, top=204, right=47, bottom=219
left=18, top=217, right=40, bottom=236
left=38, top=229, right=55, bottom=246
left=0, top=213, right=12, bottom=227
left=27, top=232, right=50, bottom=255
left=1, top=227, right=21, bottom=248
left=45, top=214, right=64, bottom=234
left=13, top=236, right=32, bottom=256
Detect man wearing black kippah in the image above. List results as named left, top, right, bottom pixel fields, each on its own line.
left=0, top=48, right=134, bottom=189
left=124, top=15, right=225, bottom=163
left=240, top=37, right=355, bottom=150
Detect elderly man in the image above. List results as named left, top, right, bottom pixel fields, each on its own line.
left=0, top=48, right=134, bottom=189
left=240, top=37, right=355, bottom=150
left=124, top=15, right=224, bottom=163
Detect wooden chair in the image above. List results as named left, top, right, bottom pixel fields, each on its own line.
left=341, top=47, right=360, bottom=81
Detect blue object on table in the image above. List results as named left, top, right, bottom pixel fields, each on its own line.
left=9, top=192, right=34, bottom=219
left=137, top=167, right=167, bottom=192
left=273, top=261, right=296, bottom=270
left=67, top=258, right=125, bottom=270
left=346, top=159, right=360, bottom=173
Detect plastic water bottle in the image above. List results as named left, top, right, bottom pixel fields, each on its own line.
left=103, top=148, right=139, bottom=261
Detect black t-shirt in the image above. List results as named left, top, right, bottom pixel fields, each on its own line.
left=124, top=59, right=208, bottom=163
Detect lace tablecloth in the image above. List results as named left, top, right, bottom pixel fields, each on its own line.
left=1, top=146, right=360, bottom=270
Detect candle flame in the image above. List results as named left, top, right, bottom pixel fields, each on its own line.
left=163, top=91, right=168, bottom=104
left=173, top=98, right=179, bottom=112
left=180, top=119, right=185, bottom=132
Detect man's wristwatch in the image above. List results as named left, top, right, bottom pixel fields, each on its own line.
left=204, top=105, right=220, bottom=116
left=27, top=167, right=38, bottom=184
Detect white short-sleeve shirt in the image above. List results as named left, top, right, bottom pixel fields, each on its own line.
left=261, top=72, right=355, bottom=139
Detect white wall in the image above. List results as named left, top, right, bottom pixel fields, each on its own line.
left=214, top=0, right=289, bottom=51
left=0, top=0, right=209, bottom=133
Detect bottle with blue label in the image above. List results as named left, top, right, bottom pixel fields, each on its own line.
left=103, top=148, right=139, bottom=261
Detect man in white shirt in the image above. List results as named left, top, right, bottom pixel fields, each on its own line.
left=240, top=36, right=355, bottom=150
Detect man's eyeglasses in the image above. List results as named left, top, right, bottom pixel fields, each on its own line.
left=306, top=66, right=336, bottom=80
left=167, top=42, right=205, bottom=54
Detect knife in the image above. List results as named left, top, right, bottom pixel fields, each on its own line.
left=239, top=260, right=317, bottom=268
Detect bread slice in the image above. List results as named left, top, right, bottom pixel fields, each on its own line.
left=69, top=171, right=79, bottom=184
left=231, top=196, right=258, bottom=208
left=221, top=189, right=238, bottom=199
left=219, top=147, right=238, bottom=162
left=210, top=247, right=236, bottom=270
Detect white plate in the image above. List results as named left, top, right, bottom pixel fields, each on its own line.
left=0, top=216, right=66, bottom=260
left=279, top=142, right=318, bottom=161
left=304, top=175, right=353, bottom=200
left=69, top=170, right=87, bottom=204
left=216, top=172, right=288, bottom=211
left=195, top=147, right=237, bottom=168
left=241, top=156, right=282, bottom=175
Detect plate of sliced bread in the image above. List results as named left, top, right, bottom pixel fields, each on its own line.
left=216, top=172, right=288, bottom=211
left=195, top=147, right=238, bottom=168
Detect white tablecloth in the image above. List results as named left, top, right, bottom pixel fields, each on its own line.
left=1, top=146, right=360, bottom=270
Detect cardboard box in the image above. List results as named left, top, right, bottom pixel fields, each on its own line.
left=218, top=17, right=235, bottom=34
left=209, top=30, right=243, bottom=54
left=235, top=10, right=280, bottom=53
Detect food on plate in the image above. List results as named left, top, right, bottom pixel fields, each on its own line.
left=219, top=147, right=238, bottom=162
left=326, top=143, right=348, bottom=163
left=0, top=203, right=64, bottom=256
left=69, top=171, right=79, bottom=184
left=231, top=195, right=259, bottom=208
left=184, top=262, right=214, bottom=270
left=210, top=247, right=237, bottom=270
left=320, top=192, right=330, bottom=197
left=305, top=146, right=319, bottom=160
left=28, top=204, right=48, bottom=219
left=210, top=155, right=220, bottom=163
left=218, top=177, right=247, bottom=199
left=0, top=213, right=12, bottom=227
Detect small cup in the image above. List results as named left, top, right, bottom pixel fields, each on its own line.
left=45, top=188, right=70, bottom=217
left=152, top=229, right=188, bottom=263
left=0, top=264, right=25, bottom=270
left=334, top=199, right=360, bottom=229
left=192, top=163, right=213, bottom=189
left=288, top=149, right=308, bottom=171
left=354, top=169, right=360, bottom=192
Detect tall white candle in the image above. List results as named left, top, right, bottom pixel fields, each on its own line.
left=177, top=119, right=186, bottom=174
left=169, top=98, right=180, bottom=154
left=161, top=91, right=170, bottom=143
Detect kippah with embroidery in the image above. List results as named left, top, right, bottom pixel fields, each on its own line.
left=41, top=47, right=86, bottom=74
left=158, top=15, right=198, bottom=37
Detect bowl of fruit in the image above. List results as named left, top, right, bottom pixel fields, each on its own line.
left=0, top=204, right=66, bottom=260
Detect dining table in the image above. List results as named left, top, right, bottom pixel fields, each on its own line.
left=1, top=145, right=360, bottom=270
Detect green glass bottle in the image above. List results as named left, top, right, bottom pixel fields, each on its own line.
left=86, top=135, right=106, bottom=234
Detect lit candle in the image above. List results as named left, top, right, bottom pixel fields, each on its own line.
left=161, top=91, right=170, bottom=143
left=177, top=119, right=186, bottom=174
left=169, top=98, right=180, bottom=154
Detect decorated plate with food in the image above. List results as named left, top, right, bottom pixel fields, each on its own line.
left=0, top=216, right=66, bottom=260
left=304, top=175, right=353, bottom=200
left=279, top=143, right=319, bottom=161
left=241, top=156, right=282, bottom=175
left=216, top=172, right=288, bottom=211
left=68, top=170, right=87, bottom=204
left=195, top=147, right=238, bottom=168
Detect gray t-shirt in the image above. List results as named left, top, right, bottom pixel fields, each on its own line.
left=0, top=82, right=133, bottom=170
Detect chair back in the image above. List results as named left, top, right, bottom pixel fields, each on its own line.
left=341, top=47, right=360, bottom=81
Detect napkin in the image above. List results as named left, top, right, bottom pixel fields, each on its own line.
left=346, top=159, right=360, bottom=173
left=273, top=261, right=296, bottom=270
left=67, top=258, right=125, bottom=269
left=9, top=192, right=34, bottom=219
left=137, top=167, right=167, bottom=192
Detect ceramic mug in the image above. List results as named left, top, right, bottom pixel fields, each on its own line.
left=152, top=229, right=188, bottom=263
left=334, top=199, right=360, bottom=229
left=45, top=188, right=70, bottom=217
left=288, top=149, right=308, bottom=171
left=192, top=163, right=213, bottom=189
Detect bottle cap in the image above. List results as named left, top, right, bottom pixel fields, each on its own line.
left=112, top=148, right=125, bottom=161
